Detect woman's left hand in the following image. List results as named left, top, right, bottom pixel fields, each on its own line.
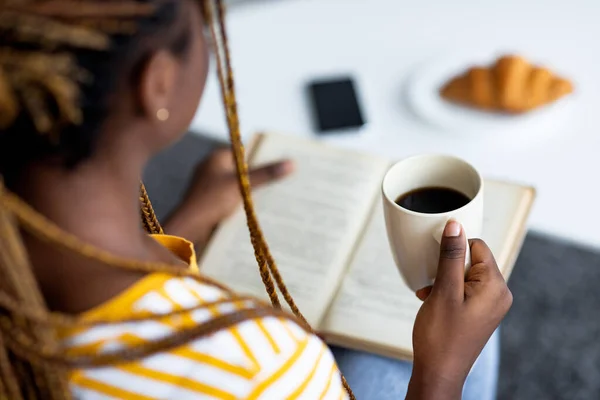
left=164, top=149, right=294, bottom=247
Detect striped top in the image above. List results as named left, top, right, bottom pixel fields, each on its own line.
left=62, top=235, right=348, bottom=399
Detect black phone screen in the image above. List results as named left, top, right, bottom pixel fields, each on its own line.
left=308, top=78, right=366, bottom=133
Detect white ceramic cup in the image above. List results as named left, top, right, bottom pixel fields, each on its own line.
left=382, top=154, right=484, bottom=292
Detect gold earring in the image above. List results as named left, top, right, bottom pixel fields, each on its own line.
left=156, top=108, right=170, bottom=121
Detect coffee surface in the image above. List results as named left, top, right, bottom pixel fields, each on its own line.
left=395, top=187, right=471, bottom=214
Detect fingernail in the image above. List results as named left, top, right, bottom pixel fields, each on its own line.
left=444, top=220, right=461, bottom=237
left=275, top=161, right=294, bottom=176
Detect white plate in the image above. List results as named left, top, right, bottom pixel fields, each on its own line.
left=405, top=52, right=576, bottom=146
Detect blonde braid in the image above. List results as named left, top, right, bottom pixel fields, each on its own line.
left=0, top=337, right=22, bottom=399
left=206, top=1, right=355, bottom=396
left=213, top=0, right=308, bottom=323
left=139, top=182, right=164, bottom=234
left=0, top=181, right=70, bottom=399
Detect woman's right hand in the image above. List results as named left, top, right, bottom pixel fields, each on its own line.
left=406, top=220, right=513, bottom=400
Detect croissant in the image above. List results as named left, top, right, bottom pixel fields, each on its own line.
left=440, top=55, right=573, bottom=113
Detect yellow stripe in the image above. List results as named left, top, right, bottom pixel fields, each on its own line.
left=156, top=287, right=181, bottom=310
left=197, top=297, right=224, bottom=320
left=181, top=279, right=226, bottom=306
left=65, top=339, right=108, bottom=358
left=58, top=325, right=86, bottom=341
left=247, top=338, right=310, bottom=400
left=225, top=301, right=260, bottom=370
left=155, top=287, right=197, bottom=329
left=230, top=324, right=260, bottom=370
left=280, top=318, right=302, bottom=343
left=183, top=281, right=224, bottom=317
left=319, top=363, right=338, bottom=399
left=164, top=283, right=258, bottom=377
left=183, top=282, right=208, bottom=304
left=288, top=346, right=326, bottom=399
left=256, top=319, right=280, bottom=354
left=171, top=347, right=254, bottom=379
left=119, top=364, right=237, bottom=399
left=181, top=282, right=259, bottom=371
left=67, top=332, right=145, bottom=358
left=81, top=274, right=172, bottom=321
left=71, top=372, right=155, bottom=400
left=117, top=333, right=149, bottom=349
left=105, top=323, right=254, bottom=380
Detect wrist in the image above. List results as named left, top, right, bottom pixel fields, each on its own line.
left=406, top=364, right=465, bottom=400
left=163, top=201, right=215, bottom=244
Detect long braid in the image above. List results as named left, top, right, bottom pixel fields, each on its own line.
left=0, top=335, right=20, bottom=399
left=213, top=0, right=308, bottom=324
left=0, top=1, right=355, bottom=398
left=207, top=1, right=355, bottom=396
left=140, top=182, right=164, bottom=234
left=0, top=181, right=70, bottom=399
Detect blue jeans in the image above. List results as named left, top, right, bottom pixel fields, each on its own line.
left=331, top=329, right=500, bottom=400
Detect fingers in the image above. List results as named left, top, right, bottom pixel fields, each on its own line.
left=465, top=239, right=502, bottom=282
left=465, top=239, right=508, bottom=303
left=468, top=238, right=496, bottom=269
left=207, top=148, right=234, bottom=169
left=432, top=220, right=467, bottom=299
left=249, top=160, right=294, bottom=187
left=416, top=286, right=432, bottom=301
left=205, top=149, right=295, bottom=187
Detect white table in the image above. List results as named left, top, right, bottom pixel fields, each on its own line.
left=191, top=0, right=600, bottom=249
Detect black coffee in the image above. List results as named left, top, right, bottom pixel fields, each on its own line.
left=395, top=187, right=471, bottom=214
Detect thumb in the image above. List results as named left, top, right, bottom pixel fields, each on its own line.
left=432, top=220, right=466, bottom=299
left=248, top=160, right=294, bottom=187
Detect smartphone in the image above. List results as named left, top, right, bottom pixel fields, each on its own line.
left=308, top=77, right=366, bottom=133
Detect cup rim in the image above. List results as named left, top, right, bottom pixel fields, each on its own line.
left=382, top=153, right=483, bottom=218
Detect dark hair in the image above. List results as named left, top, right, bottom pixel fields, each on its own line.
left=0, top=1, right=194, bottom=188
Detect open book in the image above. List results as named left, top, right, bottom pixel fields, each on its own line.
left=199, top=133, right=536, bottom=360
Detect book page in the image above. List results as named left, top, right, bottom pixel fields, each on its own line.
left=199, top=134, right=390, bottom=326
left=321, top=180, right=535, bottom=358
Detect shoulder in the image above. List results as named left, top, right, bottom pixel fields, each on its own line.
left=236, top=316, right=348, bottom=399
left=162, top=309, right=346, bottom=399
left=133, top=276, right=349, bottom=398
left=67, top=276, right=348, bottom=399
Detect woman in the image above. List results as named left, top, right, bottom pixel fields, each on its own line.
left=0, top=0, right=511, bottom=399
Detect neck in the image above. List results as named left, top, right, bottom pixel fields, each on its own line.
left=16, top=141, right=179, bottom=314
left=21, top=151, right=146, bottom=251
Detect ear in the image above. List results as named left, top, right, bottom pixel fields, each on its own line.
left=138, top=50, right=179, bottom=122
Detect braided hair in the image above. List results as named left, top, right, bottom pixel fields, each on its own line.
left=0, top=1, right=355, bottom=399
